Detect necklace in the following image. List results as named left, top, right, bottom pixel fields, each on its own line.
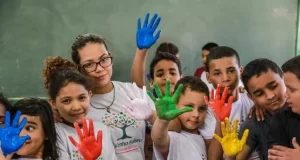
left=90, top=82, right=115, bottom=113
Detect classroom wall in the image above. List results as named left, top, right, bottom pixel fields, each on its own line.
left=0, top=0, right=297, bottom=97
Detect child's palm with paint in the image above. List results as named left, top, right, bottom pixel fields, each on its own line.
left=205, top=84, right=233, bottom=121
left=214, top=118, right=249, bottom=156
left=136, top=13, right=161, bottom=49
left=69, top=118, right=102, bottom=160
left=148, top=80, right=193, bottom=121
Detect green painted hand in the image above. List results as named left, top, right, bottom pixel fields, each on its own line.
left=147, top=80, right=193, bottom=121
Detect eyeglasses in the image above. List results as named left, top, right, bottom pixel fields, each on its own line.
left=82, top=56, right=113, bottom=73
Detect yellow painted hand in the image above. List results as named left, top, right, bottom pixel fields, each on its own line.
left=213, top=118, right=249, bottom=156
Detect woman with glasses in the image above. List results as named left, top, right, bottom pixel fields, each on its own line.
left=67, top=33, right=155, bottom=160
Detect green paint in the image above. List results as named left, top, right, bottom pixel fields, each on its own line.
left=147, top=80, right=193, bottom=121
left=296, top=0, right=300, bottom=56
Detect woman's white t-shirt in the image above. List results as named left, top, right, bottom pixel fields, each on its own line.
left=87, top=81, right=156, bottom=160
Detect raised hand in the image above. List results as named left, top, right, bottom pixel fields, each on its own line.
left=136, top=13, right=161, bottom=49
left=121, top=83, right=153, bottom=120
left=69, top=117, right=102, bottom=160
left=147, top=80, right=193, bottom=121
left=213, top=118, right=249, bottom=156
left=0, top=111, right=31, bottom=157
left=204, top=84, right=233, bottom=121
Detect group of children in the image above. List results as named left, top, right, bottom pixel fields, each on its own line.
left=0, top=12, right=299, bottom=160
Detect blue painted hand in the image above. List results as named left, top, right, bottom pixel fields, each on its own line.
left=0, top=111, right=30, bottom=157
left=136, top=13, right=161, bottom=49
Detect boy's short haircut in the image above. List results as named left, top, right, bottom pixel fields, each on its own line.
left=149, top=52, right=182, bottom=79
left=281, top=55, right=300, bottom=80
left=202, top=42, right=219, bottom=51
left=155, top=42, right=179, bottom=56
left=0, top=93, right=12, bottom=112
left=242, top=58, right=283, bottom=93
left=174, top=76, right=209, bottom=99
left=205, top=46, right=241, bottom=72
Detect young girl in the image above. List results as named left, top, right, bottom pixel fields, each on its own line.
left=0, top=97, right=59, bottom=160
left=42, top=56, right=117, bottom=160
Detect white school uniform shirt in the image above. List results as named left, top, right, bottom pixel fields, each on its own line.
left=199, top=92, right=254, bottom=139
left=56, top=122, right=117, bottom=160
left=87, top=81, right=156, bottom=160
left=153, top=131, right=207, bottom=160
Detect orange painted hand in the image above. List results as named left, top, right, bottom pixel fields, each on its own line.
left=204, top=84, right=233, bottom=121
left=69, top=117, right=102, bottom=160
left=213, top=118, right=249, bottom=156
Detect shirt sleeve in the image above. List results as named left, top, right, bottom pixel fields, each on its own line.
left=55, top=125, right=72, bottom=160
left=238, top=118, right=257, bottom=151
left=267, top=110, right=289, bottom=148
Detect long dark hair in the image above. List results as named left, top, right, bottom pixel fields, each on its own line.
left=11, top=97, right=59, bottom=160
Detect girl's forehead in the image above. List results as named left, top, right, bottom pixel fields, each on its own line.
left=20, top=114, right=41, bottom=123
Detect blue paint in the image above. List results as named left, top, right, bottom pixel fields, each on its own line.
left=0, top=111, right=30, bottom=157
left=136, top=13, right=161, bottom=49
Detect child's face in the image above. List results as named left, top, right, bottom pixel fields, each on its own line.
left=150, top=60, right=181, bottom=95
left=0, top=103, right=6, bottom=126
left=17, top=115, right=45, bottom=158
left=177, top=89, right=207, bottom=133
left=79, top=43, right=112, bottom=88
left=202, top=49, right=209, bottom=64
left=247, top=70, right=286, bottom=112
left=284, top=72, right=300, bottom=114
left=207, top=57, right=241, bottom=95
left=53, top=82, right=92, bottom=124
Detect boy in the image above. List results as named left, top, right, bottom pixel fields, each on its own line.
left=204, top=46, right=253, bottom=132
left=267, top=56, right=300, bottom=159
left=148, top=53, right=222, bottom=159
left=232, top=59, right=286, bottom=160
left=194, top=42, right=218, bottom=78
left=151, top=76, right=210, bottom=160
left=149, top=52, right=182, bottom=95
left=144, top=52, right=182, bottom=160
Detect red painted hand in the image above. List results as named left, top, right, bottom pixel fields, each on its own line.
left=69, top=117, right=102, bottom=160
left=204, top=84, right=233, bottom=121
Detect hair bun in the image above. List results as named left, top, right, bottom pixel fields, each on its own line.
left=42, top=56, right=77, bottom=89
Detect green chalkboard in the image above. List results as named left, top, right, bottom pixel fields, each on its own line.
left=0, top=0, right=298, bottom=97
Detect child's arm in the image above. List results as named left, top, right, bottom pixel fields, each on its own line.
left=204, top=85, right=233, bottom=159
left=235, top=118, right=258, bottom=160
left=131, top=13, right=161, bottom=88
left=151, top=119, right=171, bottom=154
left=149, top=81, right=192, bottom=156
left=131, top=49, right=148, bottom=88
left=207, top=120, right=223, bottom=160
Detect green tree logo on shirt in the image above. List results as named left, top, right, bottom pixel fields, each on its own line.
left=102, top=111, right=141, bottom=140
